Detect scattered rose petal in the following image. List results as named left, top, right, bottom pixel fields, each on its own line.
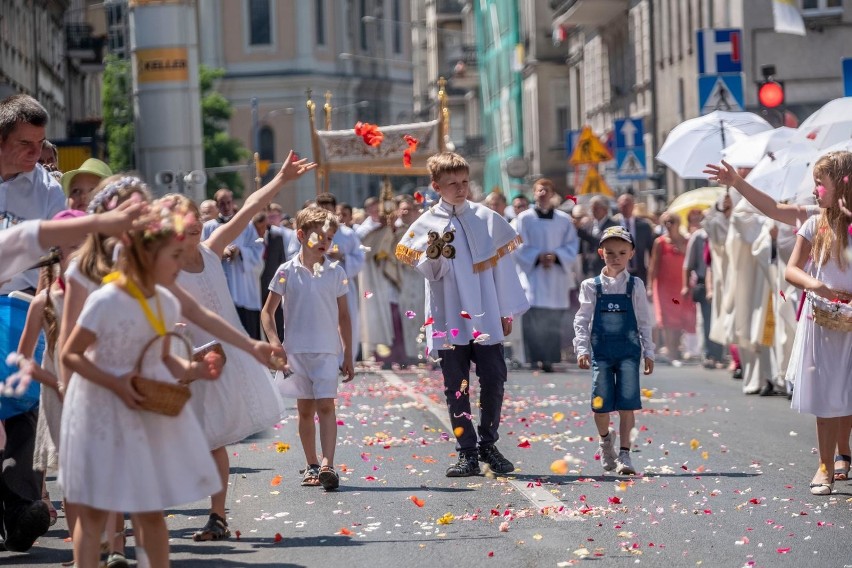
left=405, top=310, right=416, bottom=319
left=274, top=532, right=283, bottom=542
left=275, top=442, right=290, bottom=453
left=517, top=440, right=531, bottom=448
left=410, top=496, right=425, bottom=507
left=460, top=311, right=472, bottom=319
left=270, top=475, right=283, bottom=486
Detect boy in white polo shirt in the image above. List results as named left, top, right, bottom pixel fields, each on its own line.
left=261, top=207, right=354, bottom=491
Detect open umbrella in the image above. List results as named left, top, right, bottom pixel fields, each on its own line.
left=743, top=143, right=819, bottom=201
left=656, top=111, right=772, bottom=178
left=667, top=187, right=725, bottom=225
left=720, top=126, right=795, bottom=168
left=787, top=138, right=852, bottom=200
left=789, top=97, right=852, bottom=149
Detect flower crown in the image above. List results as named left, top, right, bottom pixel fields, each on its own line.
left=87, top=176, right=148, bottom=214
left=139, top=195, right=197, bottom=241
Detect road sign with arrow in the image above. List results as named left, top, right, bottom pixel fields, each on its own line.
left=614, top=118, right=646, bottom=180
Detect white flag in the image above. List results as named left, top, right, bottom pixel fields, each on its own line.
left=773, top=0, right=806, bottom=36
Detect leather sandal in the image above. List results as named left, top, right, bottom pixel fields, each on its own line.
left=834, top=454, right=851, bottom=481
left=318, top=465, right=340, bottom=491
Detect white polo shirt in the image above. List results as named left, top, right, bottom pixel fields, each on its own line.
left=268, top=255, right=348, bottom=355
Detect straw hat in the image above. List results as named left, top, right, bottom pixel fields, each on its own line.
left=60, top=158, right=112, bottom=196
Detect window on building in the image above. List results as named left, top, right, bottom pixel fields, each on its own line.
left=316, top=0, right=325, bottom=45
left=249, top=0, right=271, bottom=46
left=802, top=0, right=842, bottom=12
left=392, top=0, right=402, bottom=53
left=360, top=0, right=368, bottom=50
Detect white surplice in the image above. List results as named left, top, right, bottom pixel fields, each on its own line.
left=513, top=208, right=579, bottom=309
left=398, top=199, right=529, bottom=353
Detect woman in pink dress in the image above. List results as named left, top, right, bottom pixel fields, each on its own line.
left=647, top=212, right=696, bottom=362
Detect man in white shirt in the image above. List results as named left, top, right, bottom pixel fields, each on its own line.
left=203, top=188, right=265, bottom=339
left=514, top=178, right=579, bottom=372
left=0, top=95, right=66, bottom=295
left=0, top=94, right=66, bottom=553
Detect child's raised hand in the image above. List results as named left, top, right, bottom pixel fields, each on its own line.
left=278, top=150, right=318, bottom=184
left=644, top=357, right=654, bottom=375
left=703, top=160, right=739, bottom=187
left=114, top=372, right=145, bottom=410
left=577, top=354, right=591, bottom=369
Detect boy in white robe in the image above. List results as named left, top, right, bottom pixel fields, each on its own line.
left=514, top=178, right=579, bottom=372
left=396, top=152, right=529, bottom=477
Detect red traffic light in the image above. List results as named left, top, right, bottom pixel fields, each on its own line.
left=758, top=81, right=784, bottom=109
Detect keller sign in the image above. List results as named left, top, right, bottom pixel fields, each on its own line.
left=136, top=47, right=189, bottom=83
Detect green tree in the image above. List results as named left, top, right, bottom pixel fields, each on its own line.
left=101, top=54, right=135, bottom=172
left=200, top=65, right=250, bottom=197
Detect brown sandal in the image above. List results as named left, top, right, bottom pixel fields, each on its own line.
left=318, top=465, right=340, bottom=491
left=301, top=464, right=321, bottom=486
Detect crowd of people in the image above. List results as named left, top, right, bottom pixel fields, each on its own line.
left=0, top=92, right=850, bottom=566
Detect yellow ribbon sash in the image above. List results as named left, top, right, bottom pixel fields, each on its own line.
left=103, top=271, right=166, bottom=336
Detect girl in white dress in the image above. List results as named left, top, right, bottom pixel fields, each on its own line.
left=60, top=195, right=223, bottom=568
left=783, top=151, right=852, bottom=495
left=16, top=210, right=87, bottom=532
left=173, top=150, right=316, bottom=541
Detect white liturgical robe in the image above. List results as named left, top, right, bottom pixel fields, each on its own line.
left=514, top=208, right=579, bottom=309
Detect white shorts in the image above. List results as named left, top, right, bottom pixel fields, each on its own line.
left=275, top=352, right=340, bottom=400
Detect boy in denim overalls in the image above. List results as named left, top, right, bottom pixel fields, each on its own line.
left=573, top=226, right=655, bottom=475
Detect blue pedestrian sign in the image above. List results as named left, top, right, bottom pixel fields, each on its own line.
left=614, top=118, right=643, bottom=150
left=696, top=29, right=742, bottom=75
left=843, top=58, right=852, bottom=97
left=698, top=73, right=744, bottom=115
left=565, top=129, right=581, bottom=159
left=616, top=149, right=647, bottom=180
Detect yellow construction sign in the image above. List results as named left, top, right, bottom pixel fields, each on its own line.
left=569, top=126, right=613, bottom=165
left=578, top=167, right=614, bottom=196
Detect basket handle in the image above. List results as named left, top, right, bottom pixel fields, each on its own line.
left=133, top=331, right=193, bottom=376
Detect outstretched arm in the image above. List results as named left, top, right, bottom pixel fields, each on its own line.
left=204, top=151, right=316, bottom=257
left=704, top=160, right=811, bottom=227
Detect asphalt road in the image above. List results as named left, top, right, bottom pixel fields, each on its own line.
left=5, top=362, right=852, bottom=567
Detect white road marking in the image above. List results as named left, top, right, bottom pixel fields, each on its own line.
left=378, top=370, right=566, bottom=519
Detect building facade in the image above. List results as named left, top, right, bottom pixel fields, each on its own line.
left=0, top=0, right=70, bottom=140
left=198, top=0, right=416, bottom=212
left=552, top=0, right=852, bottom=201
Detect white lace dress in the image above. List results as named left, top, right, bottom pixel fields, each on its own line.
left=58, top=284, right=220, bottom=512
left=176, top=244, right=284, bottom=450
left=32, top=286, right=63, bottom=472
left=788, top=216, right=852, bottom=418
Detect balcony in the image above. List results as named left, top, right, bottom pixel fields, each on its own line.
left=447, top=44, right=478, bottom=91
left=551, top=0, right=628, bottom=28
left=66, top=23, right=106, bottom=66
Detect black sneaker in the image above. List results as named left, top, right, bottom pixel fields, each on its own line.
left=3, top=500, right=50, bottom=552
left=478, top=444, right=515, bottom=474
left=446, top=452, right=480, bottom=477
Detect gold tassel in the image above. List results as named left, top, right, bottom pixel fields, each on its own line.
left=395, top=243, right=424, bottom=267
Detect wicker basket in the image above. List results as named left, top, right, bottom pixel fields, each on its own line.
left=811, top=291, right=852, bottom=333
left=131, top=332, right=192, bottom=417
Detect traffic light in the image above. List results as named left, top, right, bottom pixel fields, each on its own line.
left=758, top=80, right=785, bottom=109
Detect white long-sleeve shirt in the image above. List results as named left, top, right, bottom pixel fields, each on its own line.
left=573, top=269, right=655, bottom=360
left=0, top=221, right=46, bottom=285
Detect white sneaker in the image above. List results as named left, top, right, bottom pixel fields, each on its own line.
left=598, top=430, right=618, bottom=472
left=615, top=450, right=635, bottom=475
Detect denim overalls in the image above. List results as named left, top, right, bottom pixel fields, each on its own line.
left=590, top=275, right=643, bottom=413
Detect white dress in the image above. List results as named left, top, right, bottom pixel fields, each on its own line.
left=33, top=286, right=63, bottom=472
left=788, top=216, right=852, bottom=418
left=176, top=244, right=284, bottom=450
left=59, top=284, right=220, bottom=512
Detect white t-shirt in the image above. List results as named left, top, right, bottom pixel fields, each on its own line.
left=267, top=255, right=348, bottom=354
